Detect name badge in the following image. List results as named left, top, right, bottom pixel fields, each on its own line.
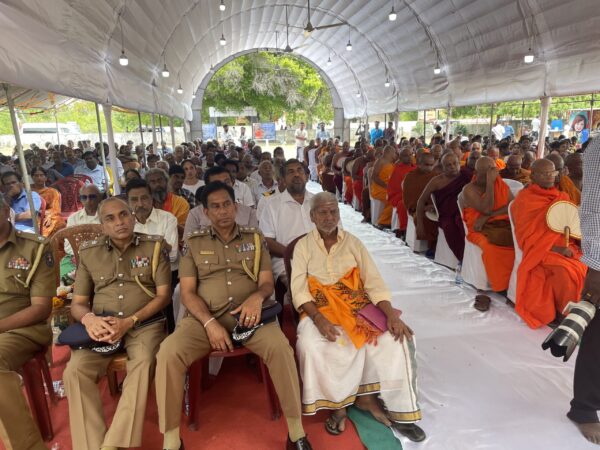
left=8, top=257, right=30, bottom=270
left=130, top=256, right=150, bottom=268
left=200, top=250, right=215, bottom=255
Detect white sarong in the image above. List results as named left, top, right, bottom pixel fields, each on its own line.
left=296, top=317, right=421, bottom=422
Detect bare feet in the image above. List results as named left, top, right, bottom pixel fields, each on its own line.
left=355, top=394, right=391, bottom=426
left=574, top=422, right=600, bottom=445
left=325, top=408, right=348, bottom=435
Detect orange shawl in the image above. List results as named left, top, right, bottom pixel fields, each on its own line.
left=308, top=267, right=381, bottom=349
left=462, top=177, right=514, bottom=292
left=511, top=184, right=587, bottom=328
left=558, top=176, right=581, bottom=205
left=370, top=162, right=394, bottom=201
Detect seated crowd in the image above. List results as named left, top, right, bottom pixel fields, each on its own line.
left=0, top=127, right=590, bottom=449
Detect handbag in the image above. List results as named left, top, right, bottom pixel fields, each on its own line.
left=231, top=299, right=283, bottom=345
left=356, top=303, right=402, bottom=332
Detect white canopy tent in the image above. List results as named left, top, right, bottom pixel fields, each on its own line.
left=0, top=0, right=599, bottom=121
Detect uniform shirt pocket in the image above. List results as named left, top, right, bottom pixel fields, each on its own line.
left=196, top=254, right=220, bottom=274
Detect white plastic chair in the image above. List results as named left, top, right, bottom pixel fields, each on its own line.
left=391, top=207, right=399, bottom=231
left=503, top=178, right=524, bottom=197
left=432, top=193, right=459, bottom=269
left=507, top=201, right=522, bottom=302
left=457, top=192, right=490, bottom=290
left=406, top=216, right=428, bottom=252
left=370, top=195, right=384, bottom=226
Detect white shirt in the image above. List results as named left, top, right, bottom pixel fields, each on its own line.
left=295, top=128, right=308, bottom=147
left=531, top=118, right=541, bottom=132
left=258, top=189, right=315, bottom=279
left=220, top=130, right=234, bottom=143
left=133, top=207, right=179, bottom=271
left=233, top=179, right=255, bottom=208
left=64, top=209, right=101, bottom=255
left=252, top=179, right=278, bottom=206
left=492, top=124, right=505, bottom=140
left=183, top=180, right=205, bottom=196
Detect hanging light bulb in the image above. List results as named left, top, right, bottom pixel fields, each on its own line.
left=220, top=33, right=226, bottom=46
left=356, top=90, right=361, bottom=98
left=177, top=85, right=183, bottom=94
left=384, top=78, right=390, bottom=87
left=219, top=0, right=226, bottom=11
left=524, top=49, right=534, bottom=63
left=119, top=50, right=129, bottom=66
left=389, top=6, right=397, bottom=21
left=433, top=66, right=441, bottom=75
left=346, top=40, right=352, bottom=51
left=162, top=63, right=170, bottom=78
left=192, top=93, right=196, bottom=99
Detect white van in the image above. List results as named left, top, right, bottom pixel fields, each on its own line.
left=20, top=122, right=81, bottom=145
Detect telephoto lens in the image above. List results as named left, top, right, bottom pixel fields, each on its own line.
left=541, top=301, right=597, bottom=362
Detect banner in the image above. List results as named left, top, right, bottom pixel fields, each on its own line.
left=202, top=123, right=217, bottom=140
left=568, top=110, right=590, bottom=144
left=252, top=122, right=276, bottom=140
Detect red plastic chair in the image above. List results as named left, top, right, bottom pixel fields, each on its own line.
left=283, top=234, right=306, bottom=325
left=22, top=349, right=56, bottom=441
left=187, top=347, right=281, bottom=431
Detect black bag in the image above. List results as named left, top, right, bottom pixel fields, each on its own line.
left=231, top=299, right=283, bottom=345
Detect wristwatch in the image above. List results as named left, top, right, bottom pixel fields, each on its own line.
left=130, top=315, right=140, bottom=328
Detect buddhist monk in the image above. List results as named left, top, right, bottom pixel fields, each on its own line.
left=466, top=150, right=481, bottom=172
left=387, top=148, right=416, bottom=236
left=431, top=144, right=443, bottom=170
left=332, top=142, right=350, bottom=200
left=462, top=157, right=515, bottom=311
left=342, top=153, right=355, bottom=205
left=403, top=152, right=438, bottom=253
left=362, top=149, right=379, bottom=223
left=547, top=153, right=581, bottom=205
left=500, top=154, right=531, bottom=185
left=487, top=146, right=506, bottom=170
left=565, top=152, right=583, bottom=191
left=370, top=145, right=397, bottom=227
left=351, top=148, right=366, bottom=211
left=511, top=159, right=587, bottom=328
left=416, top=153, right=472, bottom=261
left=522, top=151, right=535, bottom=171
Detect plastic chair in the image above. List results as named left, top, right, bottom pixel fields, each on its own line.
left=391, top=207, right=399, bottom=232
left=405, top=216, right=429, bottom=252
left=457, top=193, right=490, bottom=290
left=502, top=178, right=524, bottom=197
left=507, top=201, right=522, bottom=302
left=431, top=193, right=459, bottom=269
left=370, top=195, right=384, bottom=226
left=187, top=347, right=281, bottom=430
left=22, top=349, right=56, bottom=442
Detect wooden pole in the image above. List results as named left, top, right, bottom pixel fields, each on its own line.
left=3, top=84, right=39, bottom=234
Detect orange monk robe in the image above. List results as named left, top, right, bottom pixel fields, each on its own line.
left=403, top=170, right=438, bottom=242
left=558, top=175, right=581, bottom=205
left=343, top=175, right=353, bottom=204
left=494, top=158, right=506, bottom=170
left=462, top=177, right=515, bottom=292
left=387, top=163, right=416, bottom=231
left=511, top=184, right=587, bottom=328
left=370, top=163, right=394, bottom=226
left=500, top=168, right=531, bottom=185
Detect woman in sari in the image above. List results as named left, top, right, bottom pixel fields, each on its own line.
left=31, top=166, right=66, bottom=237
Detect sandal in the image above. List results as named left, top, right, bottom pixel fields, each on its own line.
left=474, top=294, right=491, bottom=312
left=324, top=411, right=347, bottom=436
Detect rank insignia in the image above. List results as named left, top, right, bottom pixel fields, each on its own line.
left=130, top=256, right=150, bottom=268
left=8, top=257, right=30, bottom=270
left=237, top=242, right=255, bottom=253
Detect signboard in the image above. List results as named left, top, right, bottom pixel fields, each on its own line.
left=252, top=122, right=276, bottom=140
left=202, top=123, right=217, bottom=140
left=568, top=110, right=589, bottom=144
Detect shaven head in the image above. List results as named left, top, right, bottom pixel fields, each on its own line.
left=545, top=152, right=565, bottom=184
left=399, top=147, right=413, bottom=165
left=441, top=152, right=460, bottom=177
left=416, top=152, right=435, bottom=173
left=98, top=197, right=135, bottom=241
left=531, top=159, right=557, bottom=189
left=522, top=151, right=535, bottom=170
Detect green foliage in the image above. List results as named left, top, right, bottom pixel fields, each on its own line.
left=202, top=52, right=333, bottom=126
left=399, top=111, right=418, bottom=121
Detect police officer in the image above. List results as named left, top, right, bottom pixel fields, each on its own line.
left=63, top=197, right=171, bottom=450
left=0, top=194, right=54, bottom=450
left=155, top=181, right=313, bottom=450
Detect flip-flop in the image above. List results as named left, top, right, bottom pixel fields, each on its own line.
left=325, top=412, right=347, bottom=436
left=474, top=295, right=491, bottom=312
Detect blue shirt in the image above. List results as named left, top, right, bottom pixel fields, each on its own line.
left=503, top=125, right=515, bottom=138
left=370, top=127, right=384, bottom=144
left=74, top=164, right=110, bottom=193
left=11, top=189, right=42, bottom=232
left=54, top=162, right=74, bottom=177
left=316, top=130, right=330, bottom=141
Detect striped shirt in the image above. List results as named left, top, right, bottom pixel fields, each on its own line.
left=581, top=136, right=600, bottom=270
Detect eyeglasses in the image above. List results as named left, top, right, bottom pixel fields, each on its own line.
left=80, top=194, right=98, bottom=200
left=537, top=171, right=559, bottom=177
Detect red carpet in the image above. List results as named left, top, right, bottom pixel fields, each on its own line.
left=5, top=310, right=366, bottom=450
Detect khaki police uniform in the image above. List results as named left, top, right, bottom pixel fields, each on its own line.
left=155, top=225, right=302, bottom=433
left=63, top=233, right=171, bottom=450
left=0, top=227, right=54, bottom=450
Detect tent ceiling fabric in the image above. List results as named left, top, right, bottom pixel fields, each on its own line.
left=1, top=0, right=599, bottom=120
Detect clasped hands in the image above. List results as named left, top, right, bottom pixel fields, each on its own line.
left=82, top=315, right=133, bottom=344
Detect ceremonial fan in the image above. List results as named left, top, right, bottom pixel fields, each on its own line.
left=542, top=201, right=594, bottom=362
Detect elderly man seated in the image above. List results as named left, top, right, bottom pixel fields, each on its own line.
left=1, top=171, right=42, bottom=233
left=291, top=192, right=425, bottom=442
left=499, top=154, right=531, bottom=185
left=546, top=153, right=581, bottom=205
left=511, top=159, right=587, bottom=328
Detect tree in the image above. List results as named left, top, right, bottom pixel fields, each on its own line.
left=202, top=52, right=333, bottom=127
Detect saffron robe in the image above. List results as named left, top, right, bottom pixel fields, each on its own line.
left=387, top=163, right=416, bottom=231
left=558, top=175, right=581, bottom=205
left=370, top=162, right=394, bottom=226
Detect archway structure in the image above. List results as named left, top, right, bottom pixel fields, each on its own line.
left=190, top=49, right=347, bottom=141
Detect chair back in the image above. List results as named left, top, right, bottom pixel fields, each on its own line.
left=51, top=176, right=86, bottom=213
left=283, top=233, right=307, bottom=325
left=502, top=178, right=524, bottom=197
left=51, top=224, right=104, bottom=265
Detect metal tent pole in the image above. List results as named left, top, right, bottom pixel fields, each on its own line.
left=3, top=84, right=39, bottom=234
left=151, top=113, right=158, bottom=155
left=520, top=100, right=526, bottom=139
left=423, top=110, right=427, bottom=142
left=445, top=106, right=452, bottom=143
left=54, top=107, right=61, bottom=148
left=102, top=104, right=121, bottom=195
left=169, top=116, right=176, bottom=150
left=137, top=111, right=144, bottom=145
left=489, top=104, right=495, bottom=139
left=537, top=96, right=552, bottom=158
left=158, top=114, right=164, bottom=143
left=94, top=103, right=111, bottom=195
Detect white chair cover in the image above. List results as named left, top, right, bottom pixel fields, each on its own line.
left=457, top=194, right=490, bottom=290
left=370, top=196, right=384, bottom=226
left=391, top=207, right=399, bottom=231
left=503, top=178, right=525, bottom=197
left=431, top=193, right=459, bottom=269
left=507, top=201, right=522, bottom=302
left=406, top=216, right=429, bottom=252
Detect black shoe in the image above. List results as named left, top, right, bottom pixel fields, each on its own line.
left=286, top=435, right=313, bottom=450
left=392, top=423, right=427, bottom=442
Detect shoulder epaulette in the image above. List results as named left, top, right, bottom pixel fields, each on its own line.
left=187, top=227, right=211, bottom=239
left=240, top=226, right=261, bottom=234
left=137, top=233, right=163, bottom=242
left=15, top=230, right=47, bottom=244
left=79, top=236, right=106, bottom=251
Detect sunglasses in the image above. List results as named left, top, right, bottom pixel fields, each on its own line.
left=80, top=194, right=98, bottom=201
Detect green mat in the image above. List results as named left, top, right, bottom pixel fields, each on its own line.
left=347, top=406, right=402, bottom=450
